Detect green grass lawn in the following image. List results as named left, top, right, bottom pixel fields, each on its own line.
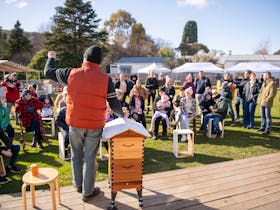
left=1, top=90, right=280, bottom=194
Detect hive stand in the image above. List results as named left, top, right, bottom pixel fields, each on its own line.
left=107, top=130, right=145, bottom=210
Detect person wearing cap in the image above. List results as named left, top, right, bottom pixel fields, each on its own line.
left=15, top=90, right=44, bottom=148
left=199, top=90, right=215, bottom=131
left=1, top=73, right=20, bottom=123
left=199, top=94, right=228, bottom=138
left=44, top=45, right=124, bottom=202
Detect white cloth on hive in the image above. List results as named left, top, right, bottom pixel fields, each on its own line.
left=102, top=118, right=151, bottom=139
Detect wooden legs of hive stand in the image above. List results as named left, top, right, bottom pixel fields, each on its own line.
left=107, top=189, right=143, bottom=209
left=137, top=188, right=143, bottom=207
left=108, top=192, right=117, bottom=210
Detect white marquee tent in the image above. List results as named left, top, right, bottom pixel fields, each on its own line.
left=172, top=62, right=224, bottom=74
left=226, top=62, right=280, bottom=73
left=137, top=63, right=171, bottom=74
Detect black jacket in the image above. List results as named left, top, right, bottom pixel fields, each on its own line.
left=199, top=97, right=215, bottom=115
left=195, top=77, right=211, bottom=94
left=145, top=77, right=158, bottom=91
left=55, top=106, right=68, bottom=131
left=243, top=81, right=260, bottom=103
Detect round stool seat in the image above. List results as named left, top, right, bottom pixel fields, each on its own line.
left=22, top=167, right=58, bottom=185
left=22, top=167, right=61, bottom=210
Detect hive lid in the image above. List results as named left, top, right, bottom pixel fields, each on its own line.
left=102, top=118, right=151, bottom=139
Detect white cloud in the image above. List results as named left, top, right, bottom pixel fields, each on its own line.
left=16, top=1, right=28, bottom=8
left=177, top=0, right=210, bottom=8
left=4, top=0, right=18, bottom=4
left=4, top=0, right=28, bottom=8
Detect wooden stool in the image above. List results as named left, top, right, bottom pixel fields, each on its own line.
left=207, top=118, right=224, bottom=138
left=173, top=129, right=194, bottom=158
left=22, top=167, right=61, bottom=210
left=42, top=117, right=56, bottom=137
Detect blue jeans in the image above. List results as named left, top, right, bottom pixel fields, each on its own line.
left=248, top=102, right=257, bottom=128
left=179, top=114, right=192, bottom=129
left=0, top=144, right=20, bottom=166
left=242, top=100, right=250, bottom=127
left=260, top=106, right=272, bottom=131
left=69, top=126, right=102, bottom=196
left=227, top=101, right=235, bottom=122
left=202, top=114, right=221, bottom=134
left=235, top=96, right=242, bottom=117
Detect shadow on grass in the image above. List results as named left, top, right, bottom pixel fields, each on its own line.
left=195, top=118, right=280, bottom=150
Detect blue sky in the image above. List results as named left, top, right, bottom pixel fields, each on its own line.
left=0, top=0, right=279, bottom=55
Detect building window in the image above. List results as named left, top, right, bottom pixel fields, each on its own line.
left=120, top=65, right=132, bottom=74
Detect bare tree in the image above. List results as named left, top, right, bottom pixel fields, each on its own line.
left=254, top=39, right=271, bottom=54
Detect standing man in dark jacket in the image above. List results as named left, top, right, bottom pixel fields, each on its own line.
left=44, top=46, right=124, bottom=202
left=194, top=71, right=211, bottom=113
left=145, top=70, right=158, bottom=114
left=235, top=70, right=251, bottom=125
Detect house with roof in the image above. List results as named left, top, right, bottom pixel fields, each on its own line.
left=110, top=57, right=166, bottom=75
left=223, top=54, right=280, bottom=69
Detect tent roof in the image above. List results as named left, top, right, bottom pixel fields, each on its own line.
left=116, top=57, right=166, bottom=63
left=226, top=62, right=280, bottom=73
left=172, top=62, right=224, bottom=73
left=137, top=63, right=171, bottom=74
left=0, top=60, right=40, bottom=73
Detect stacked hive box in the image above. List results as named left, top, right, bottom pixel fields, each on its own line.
left=102, top=118, right=150, bottom=210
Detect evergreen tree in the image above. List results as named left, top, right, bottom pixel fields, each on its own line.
left=3, top=21, right=32, bottom=63
left=181, top=20, right=197, bottom=44
left=0, top=27, right=8, bottom=58
left=44, top=0, right=106, bottom=67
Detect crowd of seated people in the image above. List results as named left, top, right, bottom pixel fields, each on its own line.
left=0, top=69, right=277, bottom=186
left=113, top=70, right=277, bottom=140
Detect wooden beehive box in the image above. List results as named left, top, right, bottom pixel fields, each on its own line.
left=102, top=118, right=150, bottom=208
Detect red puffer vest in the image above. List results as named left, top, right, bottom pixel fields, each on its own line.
left=66, top=61, right=108, bottom=129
